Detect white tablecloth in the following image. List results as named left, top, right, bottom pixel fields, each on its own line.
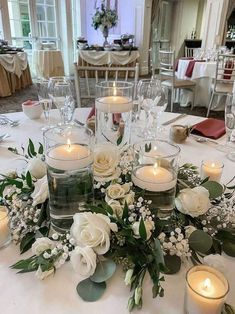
left=0, top=109, right=234, bottom=314
left=0, top=52, right=28, bottom=78
left=33, top=50, right=65, bottom=78
left=175, top=60, right=225, bottom=109
left=77, top=50, right=140, bottom=66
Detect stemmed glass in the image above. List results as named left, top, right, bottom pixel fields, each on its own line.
left=37, top=79, right=53, bottom=131
left=225, top=94, right=235, bottom=161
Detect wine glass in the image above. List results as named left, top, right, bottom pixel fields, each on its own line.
left=61, top=95, right=75, bottom=124
left=37, top=79, right=53, bottom=131
left=225, top=94, right=235, bottom=161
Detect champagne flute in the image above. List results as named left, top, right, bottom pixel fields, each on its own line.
left=37, top=79, right=53, bottom=131
left=225, top=94, right=235, bottom=161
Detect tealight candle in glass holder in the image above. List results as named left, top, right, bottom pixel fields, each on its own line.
left=185, top=265, right=229, bottom=314
left=44, top=124, right=94, bottom=233
left=0, top=206, right=11, bottom=249
left=131, top=140, right=180, bottom=219
left=201, top=160, right=224, bottom=182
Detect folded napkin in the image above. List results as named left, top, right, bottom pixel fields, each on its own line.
left=185, top=60, right=205, bottom=78
left=87, top=106, right=121, bottom=124
left=22, top=100, right=39, bottom=106
left=174, top=57, right=194, bottom=72
left=191, top=118, right=225, bottom=139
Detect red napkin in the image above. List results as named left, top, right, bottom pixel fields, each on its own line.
left=87, top=106, right=121, bottom=124
left=191, top=118, right=225, bottom=139
left=223, top=60, right=234, bottom=80
left=174, top=57, right=194, bottom=71
left=185, top=60, right=205, bottom=78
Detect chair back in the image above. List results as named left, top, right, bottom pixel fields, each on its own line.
left=185, top=47, right=196, bottom=58
left=74, top=63, right=139, bottom=107
left=214, top=54, right=235, bottom=92
left=159, top=50, right=175, bottom=85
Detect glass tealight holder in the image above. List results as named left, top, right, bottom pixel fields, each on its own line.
left=95, top=81, right=134, bottom=147
left=132, top=140, right=180, bottom=219
left=0, top=206, right=11, bottom=249
left=43, top=124, right=94, bottom=233
left=185, top=265, right=229, bottom=314
left=201, top=160, right=224, bottom=183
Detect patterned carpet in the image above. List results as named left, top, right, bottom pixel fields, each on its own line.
left=0, top=82, right=224, bottom=120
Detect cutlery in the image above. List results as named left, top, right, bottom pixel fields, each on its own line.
left=162, top=113, right=187, bottom=126
left=0, top=115, right=20, bottom=126
left=191, top=135, right=230, bottom=153
left=0, top=133, right=10, bottom=142
left=74, top=118, right=85, bottom=126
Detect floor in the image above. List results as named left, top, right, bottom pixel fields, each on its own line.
left=0, top=82, right=224, bottom=120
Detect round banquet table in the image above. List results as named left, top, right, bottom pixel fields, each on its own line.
left=0, top=109, right=234, bottom=314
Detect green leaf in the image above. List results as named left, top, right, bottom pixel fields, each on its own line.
left=20, top=232, right=36, bottom=254
left=28, top=139, right=37, bottom=158
left=26, top=171, right=33, bottom=188
left=145, top=142, right=151, bottom=152
left=117, top=135, right=123, bottom=146
left=153, top=238, right=165, bottom=270
left=164, top=254, right=181, bottom=274
left=76, top=279, right=106, bottom=302
left=201, top=181, right=224, bottom=199
left=90, top=260, right=116, bottom=283
left=139, top=218, right=147, bottom=240
left=222, top=303, right=235, bottom=314
left=222, top=240, right=235, bottom=257
left=122, top=201, right=128, bottom=219
left=38, top=143, right=44, bottom=155
left=189, top=230, right=213, bottom=254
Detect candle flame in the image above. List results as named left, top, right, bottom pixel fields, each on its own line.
left=211, top=162, right=215, bottom=168
left=203, top=278, right=211, bottom=290
left=67, top=139, right=72, bottom=152
left=153, top=162, right=158, bottom=176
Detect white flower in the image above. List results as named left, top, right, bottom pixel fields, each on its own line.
left=93, top=144, right=120, bottom=182
left=203, top=254, right=226, bottom=274
left=25, top=156, right=47, bottom=179
left=106, top=183, right=130, bottom=200
left=185, top=225, right=197, bottom=238
left=71, top=246, right=97, bottom=278
left=70, top=212, right=118, bottom=255
left=132, top=220, right=154, bottom=240
left=108, top=199, right=123, bottom=218
left=175, top=186, right=210, bottom=217
left=125, top=269, right=134, bottom=286
left=35, top=266, right=54, bottom=280
left=31, top=175, right=49, bottom=207
left=32, top=237, right=55, bottom=256
left=122, top=191, right=135, bottom=205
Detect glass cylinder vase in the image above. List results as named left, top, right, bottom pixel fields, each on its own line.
left=44, top=125, right=94, bottom=233
left=95, top=81, right=134, bottom=147
left=131, top=140, right=180, bottom=219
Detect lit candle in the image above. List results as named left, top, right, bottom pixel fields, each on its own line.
left=132, top=163, right=176, bottom=192
left=201, top=160, right=224, bottom=182
left=46, top=139, right=93, bottom=171
left=186, top=265, right=229, bottom=314
left=96, top=96, right=133, bottom=113
left=0, top=206, right=11, bottom=248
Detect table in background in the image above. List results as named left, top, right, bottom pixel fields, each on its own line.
left=33, top=50, right=65, bottom=79
left=0, top=109, right=234, bottom=314
left=0, top=52, right=32, bottom=97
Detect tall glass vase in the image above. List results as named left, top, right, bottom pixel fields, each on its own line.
left=102, top=26, right=109, bottom=46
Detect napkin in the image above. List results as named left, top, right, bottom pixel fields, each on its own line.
left=185, top=60, right=205, bottom=78
left=191, top=118, right=226, bottom=139
left=87, top=106, right=121, bottom=124
left=174, top=57, right=194, bottom=71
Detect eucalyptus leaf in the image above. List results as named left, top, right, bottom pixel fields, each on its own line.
left=76, top=279, right=106, bottom=302
left=153, top=238, right=165, bottom=269
left=164, top=254, right=181, bottom=274
left=222, top=240, right=235, bottom=257
left=201, top=181, right=224, bottom=199
left=90, top=260, right=116, bottom=283
left=189, top=230, right=213, bottom=254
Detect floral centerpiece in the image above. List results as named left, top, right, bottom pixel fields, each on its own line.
left=1, top=140, right=235, bottom=312
left=91, top=1, right=118, bottom=46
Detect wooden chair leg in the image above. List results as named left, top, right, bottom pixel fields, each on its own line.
left=206, top=92, right=214, bottom=117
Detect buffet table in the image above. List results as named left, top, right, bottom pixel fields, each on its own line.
left=33, top=50, right=65, bottom=78
left=0, top=109, right=234, bottom=314
left=0, top=52, right=32, bottom=97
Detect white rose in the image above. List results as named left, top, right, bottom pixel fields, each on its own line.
left=108, top=199, right=123, bottom=218
left=122, top=191, right=135, bottom=205
left=106, top=183, right=130, bottom=200
left=132, top=220, right=154, bottom=240
left=203, top=254, right=226, bottom=274
left=175, top=186, right=210, bottom=217
left=70, top=212, right=118, bottom=255
left=185, top=225, right=197, bottom=238
left=71, top=246, right=97, bottom=278
left=26, top=156, right=47, bottom=179
left=35, top=266, right=54, bottom=280
left=32, top=237, right=55, bottom=256
left=31, top=175, right=49, bottom=207
left=93, top=144, right=120, bottom=182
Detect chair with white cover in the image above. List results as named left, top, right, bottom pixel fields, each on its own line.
left=159, top=50, right=196, bottom=112
left=74, top=63, right=139, bottom=107
left=207, top=53, right=235, bottom=117
left=185, top=47, right=196, bottom=58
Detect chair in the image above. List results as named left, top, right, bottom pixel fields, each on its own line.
left=185, top=47, right=197, bottom=58
left=159, top=50, right=196, bottom=112
left=74, top=63, right=139, bottom=107
left=207, top=54, right=235, bottom=117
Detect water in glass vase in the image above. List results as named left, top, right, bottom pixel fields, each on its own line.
left=47, top=165, right=93, bottom=233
